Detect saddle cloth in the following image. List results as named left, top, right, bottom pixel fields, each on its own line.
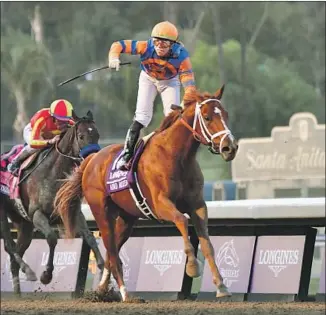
left=0, top=145, right=39, bottom=199
left=105, top=132, right=159, bottom=220
left=0, top=145, right=24, bottom=197
left=0, top=144, right=37, bottom=221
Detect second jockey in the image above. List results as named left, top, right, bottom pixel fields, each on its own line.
left=108, top=21, right=196, bottom=170
left=8, top=99, right=75, bottom=176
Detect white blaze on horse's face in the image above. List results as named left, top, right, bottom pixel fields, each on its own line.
left=213, top=105, right=235, bottom=140
left=88, top=127, right=93, bottom=132
left=193, top=99, right=235, bottom=153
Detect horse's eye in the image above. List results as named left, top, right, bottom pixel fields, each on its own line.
left=204, top=116, right=210, bottom=121
left=79, top=134, right=84, bottom=140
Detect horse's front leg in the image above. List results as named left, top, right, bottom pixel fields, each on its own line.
left=191, top=204, right=231, bottom=298
left=155, top=194, right=201, bottom=278
left=33, top=209, right=58, bottom=284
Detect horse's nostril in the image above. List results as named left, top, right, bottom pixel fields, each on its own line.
left=221, top=146, right=231, bottom=153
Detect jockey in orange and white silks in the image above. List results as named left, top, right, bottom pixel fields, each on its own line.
left=8, top=99, right=75, bottom=175
left=108, top=21, right=196, bottom=170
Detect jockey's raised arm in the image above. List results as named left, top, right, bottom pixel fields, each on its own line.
left=107, top=21, right=196, bottom=170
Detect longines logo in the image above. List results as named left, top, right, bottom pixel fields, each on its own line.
left=144, top=250, right=183, bottom=276
left=41, top=251, right=77, bottom=277
left=216, top=239, right=240, bottom=287
left=267, top=265, right=287, bottom=277
left=5, top=250, right=78, bottom=282
left=258, top=249, right=300, bottom=277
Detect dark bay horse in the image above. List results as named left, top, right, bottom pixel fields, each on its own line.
left=0, top=111, right=105, bottom=295
left=54, top=86, right=238, bottom=301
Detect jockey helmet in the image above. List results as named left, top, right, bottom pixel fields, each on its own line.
left=49, top=99, right=74, bottom=121
left=151, top=21, right=178, bottom=42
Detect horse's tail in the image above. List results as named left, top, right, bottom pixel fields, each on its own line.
left=53, top=153, right=95, bottom=239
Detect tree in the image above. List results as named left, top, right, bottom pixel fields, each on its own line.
left=1, top=27, right=54, bottom=141
left=191, top=39, right=323, bottom=138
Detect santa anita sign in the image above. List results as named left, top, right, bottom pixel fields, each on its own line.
left=232, top=112, right=325, bottom=181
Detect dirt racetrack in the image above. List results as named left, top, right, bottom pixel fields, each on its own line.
left=1, top=299, right=325, bottom=315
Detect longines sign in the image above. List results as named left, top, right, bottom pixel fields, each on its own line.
left=232, top=112, right=325, bottom=181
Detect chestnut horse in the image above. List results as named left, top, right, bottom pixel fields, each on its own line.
left=54, top=85, right=238, bottom=301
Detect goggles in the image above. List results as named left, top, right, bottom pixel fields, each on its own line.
left=153, top=38, right=172, bottom=48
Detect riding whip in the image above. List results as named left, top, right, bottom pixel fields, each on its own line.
left=57, top=62, right=132, bottom=87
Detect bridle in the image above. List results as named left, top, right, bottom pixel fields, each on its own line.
left=55, top=139, right=83, bottom=162
left=18, top=118, right=100, bottom=185
left=55, top=120, right=100, bottom=162
left=179, top=99, right=234, bottom=154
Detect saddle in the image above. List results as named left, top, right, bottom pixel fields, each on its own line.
left=0, top=145, right=41, bottom=199
left=105, top=132, right=160, bottom=220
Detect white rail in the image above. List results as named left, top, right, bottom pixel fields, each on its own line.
left=81, top=197, right=325, bottom=221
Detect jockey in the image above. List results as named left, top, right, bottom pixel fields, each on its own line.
left=108, top=21, right=196, bottom=170
left=8, top=99, right=75, bottom=175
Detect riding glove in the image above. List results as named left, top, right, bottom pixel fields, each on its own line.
left=109, top=58, right=121, bottom=71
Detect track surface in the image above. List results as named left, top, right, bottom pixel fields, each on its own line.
left=1, top=299, right=325, bottom=315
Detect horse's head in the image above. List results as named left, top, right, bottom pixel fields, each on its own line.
left=183, top=85, right=238, bottom=161
left=58, top=110, right=100, bottom=160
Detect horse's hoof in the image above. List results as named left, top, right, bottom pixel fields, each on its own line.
left=216, top=291, right=232, bottom=298
left=99, top=288, right=121, bottom=302
left=186, top=259, right=202, bottom=278
left=216, top=283, right=232, bottom=298
left=26, top=271, right=37, bottom=282
left=108, top=288, right=121, bottom=302
left=40, top=270, right=53, bottom=284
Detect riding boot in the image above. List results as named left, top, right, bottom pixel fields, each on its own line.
left=7, top=148, right=33, bottom=176
left=117, top=120, right=144, bottom=170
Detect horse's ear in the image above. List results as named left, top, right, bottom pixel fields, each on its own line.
left=215, top=84, right=225, bottom=100
left=86, top=110, right=94, bottom=121
left=72, top=110, right=80, bottom=121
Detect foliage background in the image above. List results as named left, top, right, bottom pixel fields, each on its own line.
left=1, top=1, right=325, bottom=179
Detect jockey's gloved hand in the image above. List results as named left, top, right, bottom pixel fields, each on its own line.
left=48, top=135, right=60, bottom=145
left=109, top=58, right=121, bottom=71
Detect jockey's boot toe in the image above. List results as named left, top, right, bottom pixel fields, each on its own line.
left=117, top=159, right=128, bottom=171
left=8, top=162, right=20, bottom=176
left=117, top=154, right=132, bottom=171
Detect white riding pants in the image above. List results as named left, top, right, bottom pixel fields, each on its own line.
left=21, top=123, right=38, bottom=154
left=134, top=70, right=181, bottom=127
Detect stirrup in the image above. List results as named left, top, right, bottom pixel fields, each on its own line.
left=8, top=163, right=19, bottom=176
left=116, top=158, right=128, bottom=170
left=117, top=154, right=132, bottom=171
left=119, top=163, right=129, bottom=171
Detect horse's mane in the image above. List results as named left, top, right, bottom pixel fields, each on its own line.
left=60, top=115, right=94, bottom=142
left=156, top=110, right=180, bottom=133
left=156, top=89, right=222, bottom=133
